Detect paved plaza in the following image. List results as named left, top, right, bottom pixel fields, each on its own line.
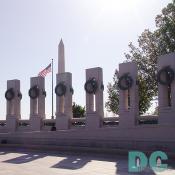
left=0, top=148, right=174, bottom=175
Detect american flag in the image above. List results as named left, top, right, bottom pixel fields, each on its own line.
left=38, top=63, right=52, bottom=77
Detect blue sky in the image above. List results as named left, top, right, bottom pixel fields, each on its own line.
left=0, top=0, right=170, bottom=119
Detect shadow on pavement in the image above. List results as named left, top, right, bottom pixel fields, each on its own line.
left=3, top=153, right=46, bottom=164
left=52, top=156, right=91, bottom=170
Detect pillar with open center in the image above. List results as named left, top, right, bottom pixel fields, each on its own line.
left=5, top=80, right=22, bottom=131
left=118, top=62, right=139, bottom=127
left=158, top=53, right=175, bottom=124
left=55, top=72, right=73, bottom=130
left=85, top=67, right=104, bottom=129
left=6, top=79, right=21, bottom=132
left=29, top=76, right=45, bottom=131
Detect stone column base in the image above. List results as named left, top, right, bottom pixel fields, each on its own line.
left=86, top=112, right=102, bottom=130
left=56, top=113, right=70, bottom=130
left=119, top=111, right=137, bottom=128
left=30, top=116, right=42, bottom=131
left=159, top=109, right=175, bottom=124
left=6, top=116, right=17, bottom=132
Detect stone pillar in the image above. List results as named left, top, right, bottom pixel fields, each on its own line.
left=85, top=67, right=104, bottom=129
left=119, top=62, right=139, bottom=127
left=158, top=53, right=175, bottom=124
left=6, top=79, right=21, bottom=132
left=56, top=72, right=73, bottom=130
left=30, top=76, right=45, bottom=131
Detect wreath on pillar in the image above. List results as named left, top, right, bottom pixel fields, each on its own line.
left=17, top=92, right=22, bottom=100
left=42, top=89, right=46, bottom=97
left=84, top=77, right=98, bottom=94
left=70, top=87, right=74, bottom=95
left=157, top=66, right=174, bottom=85
left=55, top=82, right=66, bottom=96
left=118, top=73, right=133, bottom=90
left=101, top=83, right=104, bottom=91
left=28, top=85, right=40, bottom=99
left=5, top=88, right=15, bottom=101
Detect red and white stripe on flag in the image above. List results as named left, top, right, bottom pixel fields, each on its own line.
left=38, top=63, right=51, bottom=77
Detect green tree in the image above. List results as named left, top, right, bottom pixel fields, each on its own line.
left=106, top=1, right=175, bottom=114
left=72, top=102, right=85, bottom=118
left=105, top=70, right=119, bottom=114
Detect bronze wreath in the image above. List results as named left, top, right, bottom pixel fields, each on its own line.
left=101, top=84, right=104, bottom=91
left=55, top=83, right=66, bottom=96
left=42, top=89, right=46, bottom=97
left=84, top=77, right=98, bottom=94
left=17, top=92, right=22, bottom=100
left=157, top=66, right=174, bottom=85
left=70, top=87, right=74, bottom=95
left=28, top=85, right=40, bottom=99
left=5, top=88, right=15, bottom=101
left=118, top=73, right=133, bottom=90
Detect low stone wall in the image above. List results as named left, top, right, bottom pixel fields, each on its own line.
left=0, top=123, right=174, bottom=155
left=1, top=53, right=175, bottom=154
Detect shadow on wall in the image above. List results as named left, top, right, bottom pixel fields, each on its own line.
left=3, top=153, right=46, bottom=164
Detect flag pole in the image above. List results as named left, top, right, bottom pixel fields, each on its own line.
left=51, top=58, right=54, bottom=119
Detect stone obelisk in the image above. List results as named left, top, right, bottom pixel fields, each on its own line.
left=58, top=39, right=65, bottom=73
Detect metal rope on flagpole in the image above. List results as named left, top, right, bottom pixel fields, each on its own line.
left=51, top=59, right=54, bottom=119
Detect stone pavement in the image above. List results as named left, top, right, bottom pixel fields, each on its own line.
left=0, top=148, right=174, bottom=175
